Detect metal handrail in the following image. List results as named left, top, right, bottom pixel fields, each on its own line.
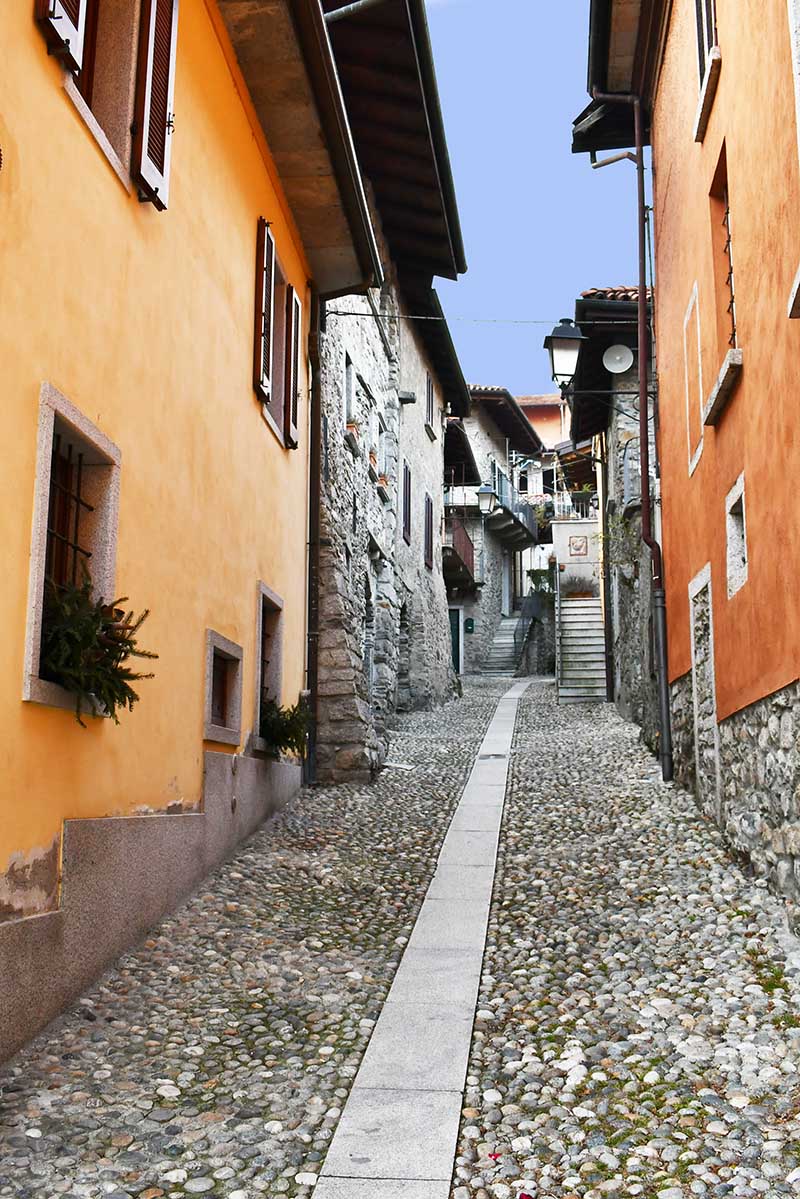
left=513, top=591, right=542, bottom=663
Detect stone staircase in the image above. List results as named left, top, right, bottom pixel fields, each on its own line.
left=480, top=615, right=520, bottom=675
left=558, top=596, right=608, bottom=703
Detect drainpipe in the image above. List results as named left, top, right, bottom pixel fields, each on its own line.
left=305, top=289, right=323, bottom=785
left=592, top=89, right=674, bottom=782
left=598, top=433, right=614, bottom=703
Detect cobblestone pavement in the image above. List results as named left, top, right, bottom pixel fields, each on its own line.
left=454, top=681, right=800, bottom=1199
left=0, top=680, right=506, bottom=1199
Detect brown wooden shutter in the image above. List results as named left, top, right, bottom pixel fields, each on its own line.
left=284, top=287, right=301, bottom=449
left=424, top=494, right=434, bottom=568
left=253, top=218, right=275, bottom=403
left=403, top=462, right=412, bottom=544
left=35, top=0, right=88, bottom=75
left=133, top=0, right=179, bottom=211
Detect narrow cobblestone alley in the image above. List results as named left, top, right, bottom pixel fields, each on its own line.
left=3, top=682, right=800, bottom=1199
left=454, top=685, right=800, bottom=1199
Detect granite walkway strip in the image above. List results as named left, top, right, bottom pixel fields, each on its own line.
left=315, top=680, right=531, bottom=1199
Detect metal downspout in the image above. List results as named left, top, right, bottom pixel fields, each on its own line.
left=599, top=433, right=615, bottom=703
left=592, top=89, right=674, bottom=781
left=305, top=289, right=323, bottom=785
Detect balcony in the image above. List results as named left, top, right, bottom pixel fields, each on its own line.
left=486, top=467, right=538, bottom=546
left=443, top=516, right=476, bottom=588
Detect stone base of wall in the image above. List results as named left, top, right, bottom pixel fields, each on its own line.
left=0, top=751, right=299, bottom=1064
left=671, top=671, right=800, bottom=906
left=517, top=604, right=556, bottom=677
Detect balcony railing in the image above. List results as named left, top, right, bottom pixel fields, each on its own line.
left=491, top=465, right=538, bottom=541
left=443, top=515, right=476, bottom=585
left=446, top=516, right=475, bottom=576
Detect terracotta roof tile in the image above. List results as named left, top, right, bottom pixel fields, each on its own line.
left=580, top=285, right=652, bottom=302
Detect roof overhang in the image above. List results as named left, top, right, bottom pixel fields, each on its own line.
left=555, top=439, right=597, bottom=490
left=444, top=419, right=481, bottom=487
left=218, top=0, right=382, bottom=297
left=569, top=294, right=648, bottom=442
left=572, top=0, right=672, bottom=153
left=323, top=0, right=466, bottom=283
left=403, top=284, right=471, bottom=417
left=468, top=387, right=544, bottom=456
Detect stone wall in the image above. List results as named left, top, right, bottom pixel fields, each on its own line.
left=459, top=511, right=505, bottom=674
left=518, top=599, right=556, bottom=676
left=315, top=226, right=456, bottom=781
left=395, top=305, right=457, bottom=710
left=672, top=667, right=800, bottom=905
left=605, top=366, right=660, bottom=752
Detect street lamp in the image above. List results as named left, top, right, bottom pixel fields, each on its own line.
left=476, top=481, right=497, bottom=515
left=543, top=318, right=587, bottom=389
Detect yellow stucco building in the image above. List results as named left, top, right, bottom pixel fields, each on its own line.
left=0, top=0, right=379, bottom=1060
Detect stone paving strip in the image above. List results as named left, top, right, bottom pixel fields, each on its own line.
left=315, top=680, right=530, bottom=1199
left=452, top=681, right=800, bottom=1199
left=0, top=679, right=507, bottom=1199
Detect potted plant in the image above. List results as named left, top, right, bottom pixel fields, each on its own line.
left=40, top=573, right=158, bottom=726
left=259, top=697, right=310, bottom=760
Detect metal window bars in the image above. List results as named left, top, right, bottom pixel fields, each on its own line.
left=45, top=432, right=94, bottom=589
left=722, top=186, right=737, bottom=348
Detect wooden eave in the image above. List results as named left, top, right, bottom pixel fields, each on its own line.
left=217, top=0, right=381, bottom=297
left=569, top=296, right=648, bottom=442
left=469, top=388, right=544, bottom=456
left=402, top=283, right=471, bottom=418
left=323, top=0, right=466, bottom=284
left=572, top=0, right=671, bottom=153
left=445, top=420, right=481, bottom=486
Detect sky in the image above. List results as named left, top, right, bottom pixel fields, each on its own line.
left=425, top=0, right=639, bottom=397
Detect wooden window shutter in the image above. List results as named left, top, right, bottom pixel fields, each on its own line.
left=133, top=0, right=179, bottom=211
left=253, top=218, right=275, bottom=403
left=403, top=461, right=412, bottom=544
left=35, top=0, right=88, bottom=75
left=284, top=287, right=302, bottom=449
left=424, top=494, right=433, bottom=568
left=255, top=225, right=277, bottom=407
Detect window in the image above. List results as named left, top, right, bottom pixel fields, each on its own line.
left=424, top=493, right=434, bottom=569
left=695, top=0, right=717, bottom=79
left=35, top=0, right=180, bottom=207
left=24, top=385, right=121, bottom=711
left=254, top=219, right=302, bottom=448
left=344, top=354, right=356, bottom=425
left=204, top=630, right=243, bottom=745
left=254, top=582, right=283, bottom=746
left=377, top=414, right=388, bottom=478
left=402, top=461, right=412, bottom=544
left=425, top=374, right=437, bottom=440
left=726, top=474, right=748, bottom=598
left=709, top=147, right=737, bottom=358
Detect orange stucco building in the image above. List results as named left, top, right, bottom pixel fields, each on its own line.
left=0, top=0, right=379, bottom=1059
left=575, top=0, right=800, bottom=900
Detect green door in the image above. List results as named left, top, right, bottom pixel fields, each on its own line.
left=449, top=608, right=461, bottom=674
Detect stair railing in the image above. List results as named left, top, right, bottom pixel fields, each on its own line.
left=555, top=568, right=562, bottom=691
left=513, top=590, right=541, bottom=665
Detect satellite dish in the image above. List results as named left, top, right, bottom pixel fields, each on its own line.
left=603, top=344, right=635, bottom=375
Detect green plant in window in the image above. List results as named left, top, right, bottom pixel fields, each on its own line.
left=40, top=573, right=158, bottom=727
left=259, top=697, right=310, bottom=760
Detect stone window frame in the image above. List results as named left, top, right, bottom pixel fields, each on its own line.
left=251, top=581, right=284, bottom=755
left=725, top=472, right=748, bottom=599
left=204, top=630, right=243, bottom=746
left=683, top=282, right=705, bottom=477
left=23, top=383, right=122, bottom=713
left=688, top=562, right=722, bottom=811
left=787, top=0, right=800, bottom=317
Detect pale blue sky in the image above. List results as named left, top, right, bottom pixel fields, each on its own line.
left=426, top=0, right=639, bottom=396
